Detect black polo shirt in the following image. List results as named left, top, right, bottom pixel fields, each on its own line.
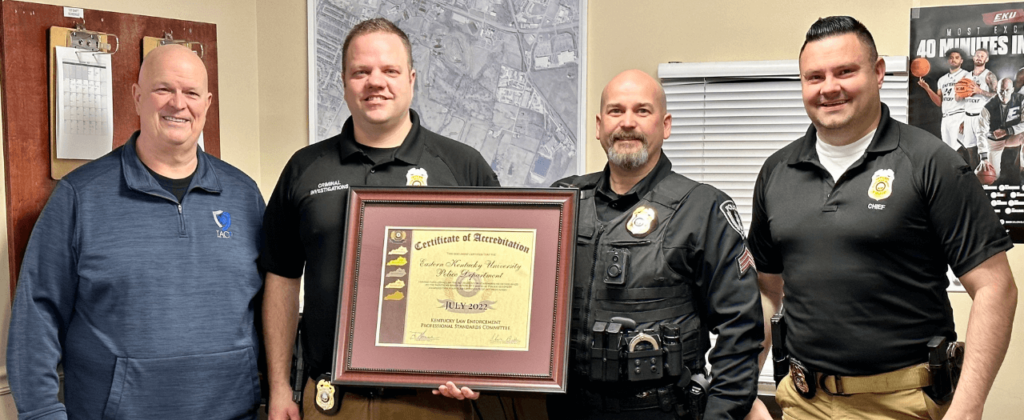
left=747, top=104, right=1012, bottom=376
left=260, top=110, right=500, bottom=378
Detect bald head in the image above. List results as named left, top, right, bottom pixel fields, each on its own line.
left=132, top=44, right=213, bottom=157
left=596, top=69, right=671, bottom=174
left=139, top=44, right=208, bottom=87
left=600, top=69, right=667, bottom=113
left=999, top=77, right=1015, bottom=103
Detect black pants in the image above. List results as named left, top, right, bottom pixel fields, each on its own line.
left=547, top=391, right=679, bottom=420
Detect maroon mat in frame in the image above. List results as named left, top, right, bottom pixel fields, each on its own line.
left=332, top=187, right=577, bottom=393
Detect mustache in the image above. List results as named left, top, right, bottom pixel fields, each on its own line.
left=610, top=130, right=647, bottom=143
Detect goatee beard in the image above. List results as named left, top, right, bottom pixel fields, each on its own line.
left=607, top=131, right=649, bottom=170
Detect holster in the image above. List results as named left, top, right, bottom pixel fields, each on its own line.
left=925, top=336, right=964, bottom=404
left=770, top=309, right=788, bottom=386
left=673, top=372, right=710, bottom=420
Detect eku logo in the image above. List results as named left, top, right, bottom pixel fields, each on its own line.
left=212, top=210, right=233, bottom=239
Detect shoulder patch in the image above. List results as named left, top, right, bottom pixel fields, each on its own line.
left=719, top=200, right=745, bottom=239
left=737, top=247, right=756, bottom=277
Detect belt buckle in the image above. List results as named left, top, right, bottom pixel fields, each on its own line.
left=789, top=359, right=817, bottom=399
left=819, top=374, right=851, bottom=397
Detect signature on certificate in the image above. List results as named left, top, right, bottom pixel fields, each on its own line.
left=489, top=334, right=521, bottom=345
left=409, top=330, right=438, bottom=342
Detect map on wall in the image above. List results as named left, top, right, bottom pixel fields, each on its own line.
left=309, top=0, right=586, bottom=187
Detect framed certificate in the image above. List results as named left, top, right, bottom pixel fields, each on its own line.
left=332, top=187, right=577, bottom=393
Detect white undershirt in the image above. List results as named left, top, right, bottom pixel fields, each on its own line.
left=815, top=129, right=876, bottom=182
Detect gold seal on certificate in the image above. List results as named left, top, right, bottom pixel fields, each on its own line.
left=376, top=227, right=536, bottom=351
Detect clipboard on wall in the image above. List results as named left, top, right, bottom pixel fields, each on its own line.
left=48, top=25, right=119, bottom=179
left=1, top=0, right=221, bottom=296
left=142, top=32, right=203, bottom=58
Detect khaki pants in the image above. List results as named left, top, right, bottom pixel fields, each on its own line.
left=302, top=379, right=475, bottom=420
left=776, top=373, right=950, bottom=419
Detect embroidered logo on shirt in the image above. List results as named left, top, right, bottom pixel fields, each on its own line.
left=869, top=169, right=895, bottom=201
left=626, top=206, right=657, bottom=237
left=719, top=200, right=745, bottom=239
left=212, top=210, right=232, bottom=239
left=406, top=168, right=428, bottom=186
left=309, top=180, right=349, bottom=196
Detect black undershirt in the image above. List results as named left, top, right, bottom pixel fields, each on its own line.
left=145, top=165, right=195, bottom=203
left=594, top=152, right=674, bottom=222
left=355, top=141, right=399, bottom=166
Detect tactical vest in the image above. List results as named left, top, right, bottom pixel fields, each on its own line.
left=559, top=172, right=708, bottom=383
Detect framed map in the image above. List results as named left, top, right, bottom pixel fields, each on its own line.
left=307, top=0, right=587, bottom=187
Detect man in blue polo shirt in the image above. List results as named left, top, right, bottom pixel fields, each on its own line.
left=8, top=45, right=265, bottom=420
left=746, top=16, right=1017, bottom=420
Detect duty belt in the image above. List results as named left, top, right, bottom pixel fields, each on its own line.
left=790, top=359, right=931, bottom=398
left=581, top=385, right=676, bottom=412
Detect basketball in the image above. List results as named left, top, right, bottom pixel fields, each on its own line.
left=911, top=57, right=931, bottom=78
left=977, top=161, right=997, bottom=185
left=955, top=77, right=977, bottom=100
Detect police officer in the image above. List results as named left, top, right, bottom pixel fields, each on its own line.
left=747, top=16, right=1017, bottom=420
left=262, top=18, right=502, bottom=420
left=549, top=69, right=762, bottom=419
left=435, top=70, right=763, bottom=419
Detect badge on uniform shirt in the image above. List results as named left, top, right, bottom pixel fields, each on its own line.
left=315, top=377, right=340, bottom=414
left=407, top=168, right=428, bottom=186
left=626, top=206, right=657, bottom=237
left=869, top=169, right=895, bottom=201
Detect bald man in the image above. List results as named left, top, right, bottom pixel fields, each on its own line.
left=8, top=45, right=266, bottom=420
left=544, top=69, right=763, bottom=419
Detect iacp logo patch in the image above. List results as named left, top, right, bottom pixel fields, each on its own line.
left=212, top=210, right=232, bottom=239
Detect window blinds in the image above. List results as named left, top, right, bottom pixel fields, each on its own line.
left=658, top=57, right=909, bottom=233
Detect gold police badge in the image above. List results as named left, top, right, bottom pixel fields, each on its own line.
left=868, top=169, right=895, bottom=201
left=626, top=206, right=657, bottom=237
left=315, top=378, right=339, bottom=414
left=406, top=168, right=428, bottom=186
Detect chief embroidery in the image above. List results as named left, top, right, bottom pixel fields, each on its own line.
left=719, top=200, right=745, bottom=239
left=626, top=206, right=657, bottom=237
left=407, top=168, right=428, bottom=186
left=869, top=169, right=895, bottom=201
left=212, top=210, right=232, bottom=239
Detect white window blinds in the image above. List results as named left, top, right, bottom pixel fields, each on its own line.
left=657, top=57, right=909, bottom=233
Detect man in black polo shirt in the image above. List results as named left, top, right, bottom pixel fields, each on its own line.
left=261, top=18, right=499, bottom=420
left=746, top=16, right=1017, bottom=420
left=543, top=69, right=763, bottom=419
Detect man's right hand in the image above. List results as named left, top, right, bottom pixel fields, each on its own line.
left=917, top=78, right=929, bottom=90
left=268, top=385, right=301, bottom=420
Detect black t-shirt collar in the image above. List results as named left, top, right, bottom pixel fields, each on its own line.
left=596, top=150, right=673, bottom=204
left=337, top=109, right=427, bottom=165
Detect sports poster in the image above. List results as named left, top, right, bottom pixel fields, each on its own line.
left=909, top=3, right=1024, bottom=291
left=910, top=3, right=1024, bottom=243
